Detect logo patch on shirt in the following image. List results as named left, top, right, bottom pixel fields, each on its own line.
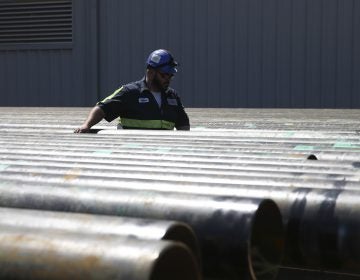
left=138, top=98, right=149, bottom=103
left=167, top=98, right=178, bottom=106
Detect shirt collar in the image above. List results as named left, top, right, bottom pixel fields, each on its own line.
left=140, top=77, right=149, bottom=93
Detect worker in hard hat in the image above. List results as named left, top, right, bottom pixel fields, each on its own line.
left=74, top=49, right=190, bottom=133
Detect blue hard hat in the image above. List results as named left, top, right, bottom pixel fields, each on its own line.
left=146, top=49, right=178, bottom=74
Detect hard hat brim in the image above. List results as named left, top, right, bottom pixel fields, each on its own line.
left=158, top=65, right=178, bottom=74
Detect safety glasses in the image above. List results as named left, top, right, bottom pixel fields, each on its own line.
left=157, top=71, right=174, bottom=80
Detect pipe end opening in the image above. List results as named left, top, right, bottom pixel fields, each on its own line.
left=307, top=154, right=318, bottom=160
left=151, top=242, right=201, bottom=280
left=163, top=223, right=201, bottom=266
left=250, top=199, right=285, bottom=280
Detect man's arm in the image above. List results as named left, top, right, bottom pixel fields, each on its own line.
left=175, top=97, right=190, bottom=131
left=74, top=106, right=105, bottom=133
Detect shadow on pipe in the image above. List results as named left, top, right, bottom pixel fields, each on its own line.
left=285, top=188, right=360, bottom=275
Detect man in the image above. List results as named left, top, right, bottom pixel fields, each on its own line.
left=74, top=49, right=190, bottom=133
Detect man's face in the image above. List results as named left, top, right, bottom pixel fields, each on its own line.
left=153, top=70, right=174, bottom=91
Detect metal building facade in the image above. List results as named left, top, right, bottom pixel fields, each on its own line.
left=0, top=0, right=359, bottom=108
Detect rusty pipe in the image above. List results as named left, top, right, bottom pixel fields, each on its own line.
left=0, top=207, right=200, bottom=264
left=0, top=226, right=201, bottom=280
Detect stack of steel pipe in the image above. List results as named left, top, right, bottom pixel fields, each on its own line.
left=0, top=107, right=360, bottom=280
left=0, top=179, right=285, bottom=280
left=0, top=174, right=359, bottom=276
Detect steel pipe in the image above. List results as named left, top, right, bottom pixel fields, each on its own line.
left=0, top=207, right=200, bottom=264
left=0, top=147, right=315, bottom=163
left=0, top=163, right=359, bottom=191
left=0, top=143, right=319, bottom=160
left=0, top=182, right=285, bottom=280
left=0, top=226, right=201, bottom=280
left=0, top=150, right=327, bottom=168
left=1, top=155, right=359, bottom=176
left=1, top=132, right=360, bottom=147
left=1, top=139, right=359, bottom=162
left=1, top=150, right=358, bottom=171
left=2, top=159, right=359, bottom=184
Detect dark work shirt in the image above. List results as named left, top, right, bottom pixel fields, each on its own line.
left=97, top=78, right=190, bottom=130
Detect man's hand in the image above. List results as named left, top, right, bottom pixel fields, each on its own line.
left=74, top=106, right=105, bottom=133
left=74, top=125, right=91, bottom=133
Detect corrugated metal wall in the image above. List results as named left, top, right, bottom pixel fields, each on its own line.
left=0, top=0, right=98, bottom=106
left=0, top=0, right=359, bottom=108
